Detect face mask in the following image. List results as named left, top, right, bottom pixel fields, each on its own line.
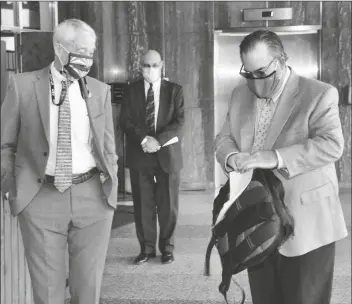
left=59, top=44, right=94, bottom=80
left=142, top=63, right=162, bottom=83
left=246, top=61, right=284, bottom=99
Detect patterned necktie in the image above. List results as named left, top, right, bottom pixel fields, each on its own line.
left=251, top=98, right=275, bottom=153
left=54, top=80, right=72, bottom=193
left=145, top=83, right=155, bottom=134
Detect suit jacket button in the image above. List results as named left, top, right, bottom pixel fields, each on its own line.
left=37, top=178, right=42, bottom=183
left=44, top=152, right=48, bottom=156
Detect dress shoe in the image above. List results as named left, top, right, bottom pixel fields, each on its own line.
left=161, top=252, right=174, bottom=264
left=134, top=252, right=156, bottom=265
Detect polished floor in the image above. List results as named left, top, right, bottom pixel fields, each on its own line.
left=94, top=189, right=352, bottom=304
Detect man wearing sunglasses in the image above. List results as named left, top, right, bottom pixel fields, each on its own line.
left=215, top=30, right=347, bottom=304
left=120, top=50, right=184, bottom=265
left=1, top=19, right=118, bottom=304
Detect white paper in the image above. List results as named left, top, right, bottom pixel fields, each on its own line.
left=214, top=170, right=253, bottom=226
left=162, top=136, right=179, bottom=147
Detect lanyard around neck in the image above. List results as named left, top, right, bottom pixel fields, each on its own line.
left=49, top=70, right=70, bottom=106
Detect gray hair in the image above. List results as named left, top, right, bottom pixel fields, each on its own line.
left=239, top=30, right=288, bottom=63
left=53, top=19, right=96, bottom=52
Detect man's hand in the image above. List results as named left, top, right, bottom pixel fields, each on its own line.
left=142, top=136, right=161, bottom=153
left=227, top=152, right=251, bottom=172
left=236, top=150, right=278, bottom=172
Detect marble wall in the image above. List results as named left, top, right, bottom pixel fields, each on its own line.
left=321, top=1, right=351, bottom=188
left=58, top=1, right=351, bottom=190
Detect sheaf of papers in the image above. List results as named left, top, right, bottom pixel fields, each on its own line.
left=214, top=169, right=253, bottom=226
left=162, top=136, right=179, bottom=147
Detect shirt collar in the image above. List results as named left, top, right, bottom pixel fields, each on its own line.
left=144, top=78, right=161, bottom=90
left=50, top=62, right=78, bottom=83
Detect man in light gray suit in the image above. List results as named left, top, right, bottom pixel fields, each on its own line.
left=1, top=19, right=118, bottom=304
left=215, top=30, right=347, bottom=304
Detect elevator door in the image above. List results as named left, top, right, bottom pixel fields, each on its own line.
left=214, top=26, right=321, bottom=190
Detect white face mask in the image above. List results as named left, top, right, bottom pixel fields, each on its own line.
left=142, top=61, right=162, bottom=83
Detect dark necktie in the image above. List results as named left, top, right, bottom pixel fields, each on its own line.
left=54, top=80, right=72, bottom=192
left=145, top=83, right=155, bottom=134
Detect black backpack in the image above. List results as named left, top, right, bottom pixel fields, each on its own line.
left=204, top=169, right=294, bottom=304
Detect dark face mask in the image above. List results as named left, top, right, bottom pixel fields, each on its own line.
left=247, top=71, right=281, bottom=99
left=242, top=58, right=285, bottom=99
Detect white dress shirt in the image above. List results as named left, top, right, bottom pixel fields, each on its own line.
left=45, top=63, right=96, bottom=175
left=141, top=78, right=162, bottom=144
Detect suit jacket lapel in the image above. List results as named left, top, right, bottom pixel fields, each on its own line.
left=34, top=67, right=50, bottom=144
left=263, top=68, right=300, bottom=150
left=157, top=80, right=167, bottom=132
left=240, top=93, right=256, bottom=152
left=85, top=77, right=104, bottom=149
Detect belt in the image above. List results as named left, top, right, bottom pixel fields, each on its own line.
left=45, top=167, right=99, bottom=185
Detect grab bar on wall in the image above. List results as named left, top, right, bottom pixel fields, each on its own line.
left=215, top=25, right=322, bottom=35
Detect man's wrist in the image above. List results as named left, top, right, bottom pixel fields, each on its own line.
left=225, top=152, right=238, bottom=172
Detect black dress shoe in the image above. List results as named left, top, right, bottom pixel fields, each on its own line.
left=161, top=252, right=174, bottom=264
left=134, top=252, right=156, bottom=265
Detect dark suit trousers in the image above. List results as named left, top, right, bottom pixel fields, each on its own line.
left=247, top=242, right=335, bottom=304
left=18, top=174, right=114, bottom=304
left=130, top=162, right=180, bottom=254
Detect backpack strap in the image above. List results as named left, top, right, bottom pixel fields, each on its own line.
left=203, top=234, right=217, bottom=276
left=229, top=218, right=280, bottom=268
left=219, top=273, right=246, bottom=304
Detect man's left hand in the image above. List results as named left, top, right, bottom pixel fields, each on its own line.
left=236, top=150, right=278, bottom=172
left=142, top=136, right=161, bottom=153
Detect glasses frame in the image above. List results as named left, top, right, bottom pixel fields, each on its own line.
left=141, top=62, right=162, bottom=69
left=239, top=57, right=278, bottom=79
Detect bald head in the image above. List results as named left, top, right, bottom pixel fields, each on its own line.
left=141, top=50, right=163, bottom=83
left=142, top=50, right=162, bottom=64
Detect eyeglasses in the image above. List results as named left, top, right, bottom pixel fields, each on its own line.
left=142, top=62, right=162, bottom=69
left=239, top=57, right=278, bottom=79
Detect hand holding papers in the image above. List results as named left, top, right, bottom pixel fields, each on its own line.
left=214, top=169, right=253, bottom=226
left=142, top=136, right=179, bottom=153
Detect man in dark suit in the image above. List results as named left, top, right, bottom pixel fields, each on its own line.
left=1, top=19, right=118, bottom=304
left=120, top=50, right=184, bottom=265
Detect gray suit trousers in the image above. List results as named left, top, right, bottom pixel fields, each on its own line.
left=18, top=174, right=114, bottom=304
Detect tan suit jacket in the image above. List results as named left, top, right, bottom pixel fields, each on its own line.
left=1, top=66, right=118, bottom=215
left=215, top=68, right=348, bottom=256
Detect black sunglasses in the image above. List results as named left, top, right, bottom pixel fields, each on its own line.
left=239, top=57, right=278, bottom=79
